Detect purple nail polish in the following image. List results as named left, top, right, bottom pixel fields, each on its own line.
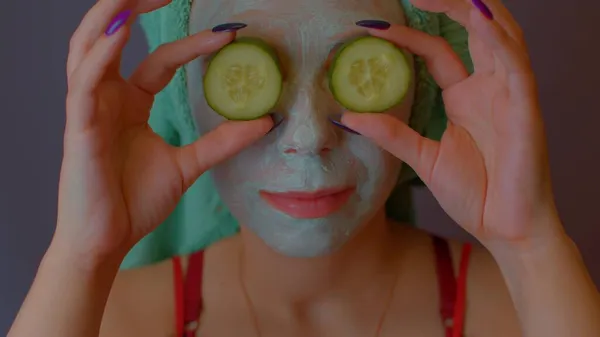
left=105, top=10, right=131, bottom=36
left=355, top=20, right=391, bottom=30
left=212, top=22, right=247, bottom=33
left=268, top=113, right=284, bottom=134
left=472, top=0, right=494, bottom=20
left=329, top=115, right=361, bottom=135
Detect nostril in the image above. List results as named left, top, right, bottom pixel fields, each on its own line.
left=321, top=148, right=331, bottom=154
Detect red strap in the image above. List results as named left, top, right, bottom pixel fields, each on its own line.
left=432, top=236, right=458, bottom=337
left=172, top=256, right=184, bottom=337
left=452, top=243, right=472, bottom=337
left=183, top=250, right=205, bottom=337
left=432, top=236, right=472, bottom=337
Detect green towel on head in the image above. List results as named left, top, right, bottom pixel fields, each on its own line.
left=120, top=0, right=473, bottom=270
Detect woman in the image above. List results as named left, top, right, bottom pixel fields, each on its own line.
left=8, top=0, right=600, bottom=336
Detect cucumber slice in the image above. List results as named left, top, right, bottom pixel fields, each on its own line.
left=203, top=37, right=283, bottom=120
left=328, top=36, right=411, bottom=113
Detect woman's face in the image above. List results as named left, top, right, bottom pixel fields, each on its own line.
left=187, top=0, right=415, bottom=257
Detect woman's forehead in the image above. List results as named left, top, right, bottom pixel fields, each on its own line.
left=228, top=0, right=402, bottom=15
left=190, top=0, right=406, bottom=32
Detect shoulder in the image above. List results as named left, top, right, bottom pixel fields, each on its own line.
left=100, top=258, right=177, bottom=337
left=99, top=235, right=241, bottom=337
left=397, top=224, right=521, bottom=336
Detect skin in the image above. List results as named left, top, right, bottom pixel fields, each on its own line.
left=7, top=0, right=600, bottom=337
left=186, top=0, right=415, bottom=257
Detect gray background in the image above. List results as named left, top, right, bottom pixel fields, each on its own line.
left=0, top=0, right=598, bottom=334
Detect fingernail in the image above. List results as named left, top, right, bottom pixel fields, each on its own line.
left=105, top=10, right=131, bottom=36
left=355, top=20, right=391, bottom=30
left=472, top=0, right=494, bottom=20
left=329, top=114, right=361, bottom=135
left=212, top=22, right=247, bottom=33
left=268, top=113, right=284, bottom=134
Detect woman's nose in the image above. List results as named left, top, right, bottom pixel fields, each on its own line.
left=277, top=81, right=339, bottom=156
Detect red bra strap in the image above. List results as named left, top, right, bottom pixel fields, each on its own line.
left=432, top=236, right=472, bottom=337
left=452, top=243, right=472, bottom=337
left=172, top=256, right=184, bottom=337
left=433, top=236, right=458, bottom=337
left=183, top=250, right=205, bottom=337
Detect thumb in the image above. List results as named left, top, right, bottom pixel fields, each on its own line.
left=341, top=112, right=440, bottom=184
left=174, top=116, right=273, bottom=190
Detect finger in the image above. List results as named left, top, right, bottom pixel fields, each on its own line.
left=105, top=0, right=173, bottom=77
left=469, top=8, right=530, bottom=75
left=475, top=0, right=527, bottom=48
left=410, top=0, right=524, bottom=47
left=129, top=30, right=236, bottom=95
left=467, top=30, right=495, bottom=74
left=341, top=112, right=440, bottom=184
left=367, top=25, right=469, bottom=89
left=66, top=26, right=131, bottom=131
left=175, top=116, right=274, bottom=189
left=67, top=0, right=172, bottom=77
left=69, top=26, right=130, bottom=95
left=67, top=0, right=129, bottom=77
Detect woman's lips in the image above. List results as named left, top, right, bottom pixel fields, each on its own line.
left=259, top=187, right=355, bottom=219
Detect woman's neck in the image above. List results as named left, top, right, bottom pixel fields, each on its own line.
left=238, top=210, right=404, bottom=307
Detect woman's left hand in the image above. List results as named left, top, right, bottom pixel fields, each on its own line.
left=342, top=0, right=563, bottom=250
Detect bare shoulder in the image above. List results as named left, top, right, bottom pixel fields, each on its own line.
left=98, top=236, right=241, bottom=337
left=99, top=258, right=176, bottom=337
left=446, top=238, right=522, bottom=337
left=388, top=224, right=521, bottom=336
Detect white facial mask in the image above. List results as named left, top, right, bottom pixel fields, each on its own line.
left=186, top=0, right=415, bottom=257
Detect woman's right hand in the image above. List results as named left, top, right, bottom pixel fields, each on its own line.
left=56, top=0, right=273, bottom=264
